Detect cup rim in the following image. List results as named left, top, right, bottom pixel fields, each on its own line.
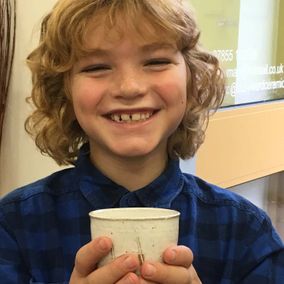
left=89, top=207, right=180, bottom=220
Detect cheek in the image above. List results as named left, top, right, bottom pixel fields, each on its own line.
left=71, top=78, right=103, bottom=112
left=155, top=76, right=187, bottom=107
left=159, top=63, right=188, bottom=105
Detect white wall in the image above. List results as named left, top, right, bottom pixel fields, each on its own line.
left=0, top=0, right=61, bottom=196
left=235, top=0, right=278, bottom=103
left=229, top=172, right=284, bottom=239
left=229, top=176, right=269, bottom=210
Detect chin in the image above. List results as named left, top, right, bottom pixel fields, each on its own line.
left=111, top=143, right=158, bottom=158
left=109, top=136, right=168, bottom=158
left=114, top=148, right=153, bottom=158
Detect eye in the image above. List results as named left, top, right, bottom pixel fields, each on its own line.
left=144, top=58, right=173, bottom=71
left=81, top=64, right=111, bottom=73
left=145, top=58, right=172, bottom=67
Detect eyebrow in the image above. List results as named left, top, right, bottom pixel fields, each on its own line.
left=140, top=42, right=177, bottom=52
left=84, top=48, right=109, bottom=57
left=84, top=42, right=176, bottom=58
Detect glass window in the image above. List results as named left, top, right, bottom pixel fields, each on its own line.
left=190, top=0, right=284, bottom=107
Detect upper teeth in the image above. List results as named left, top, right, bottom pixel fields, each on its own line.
left=110, top=112, right=152, bottom=122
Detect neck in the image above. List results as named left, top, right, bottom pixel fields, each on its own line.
left=89, top=148, right=168, bottom=191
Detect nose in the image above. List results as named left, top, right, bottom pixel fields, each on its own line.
left=111, top=66, right=147, bottom=100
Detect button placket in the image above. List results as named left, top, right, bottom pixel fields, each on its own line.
left=119, top=193, right=140, bottom=207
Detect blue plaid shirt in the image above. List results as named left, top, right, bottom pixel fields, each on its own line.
left=1, top=145, right=284, bottom=283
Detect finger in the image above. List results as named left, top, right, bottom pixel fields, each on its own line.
left=88, top=254, right=140, bottom=284
left=163, top=245, right=193, bottom=268
left=139, top=280, right=157, bottom=284
left=116, top=272, right=140, bottom=284
left=73, top=236, right=112, bottom=277
left=141, top=261, right=194, bottom=284
left=189, top=265, right=202, bottom=283
left=138, top=277, right=158, bottom=284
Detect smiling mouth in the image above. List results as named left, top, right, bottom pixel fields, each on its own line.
left=107, top=111, right=155, bottom=123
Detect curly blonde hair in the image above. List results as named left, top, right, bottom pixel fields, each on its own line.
left=25, top=0, right=225, bottom=165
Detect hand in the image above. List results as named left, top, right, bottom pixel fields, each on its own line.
left=70, top=237, right=141, bottom=284
left=139, top=245, right=202, bottom=284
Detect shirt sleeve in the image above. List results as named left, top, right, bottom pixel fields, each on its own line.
left=0, top=213, right=31, bottom=284
left=237, top=216, right=284, bottom=283
left=240, top=250, right=284, bottom=283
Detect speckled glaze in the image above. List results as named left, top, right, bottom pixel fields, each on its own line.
left=89, top=207, right=180, bottom=267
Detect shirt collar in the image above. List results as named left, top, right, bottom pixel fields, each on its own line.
left=133, top=159, right=184, bottom=208
left=75, top=144, right=184, bottom=209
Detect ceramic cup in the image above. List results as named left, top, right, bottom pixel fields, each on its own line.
left=89, top=207, right=180, bottom=267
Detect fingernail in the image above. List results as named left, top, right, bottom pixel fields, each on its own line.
left=168, top=249, right=176, bottom=261
left=125, top=273, right=138, bottom=284
left=98, top=238, right=109, bottom=251
left=124, top=256, right=138, bottom=270
left=143, top=263, right=156, bottom=277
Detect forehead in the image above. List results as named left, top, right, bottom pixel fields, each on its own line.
left=82, top=12, right=177, bottom=50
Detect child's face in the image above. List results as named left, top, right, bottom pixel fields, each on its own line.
left=70, top=18, right=187, bottom=162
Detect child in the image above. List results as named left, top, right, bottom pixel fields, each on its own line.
left=0, top=0, right=283, bottom=283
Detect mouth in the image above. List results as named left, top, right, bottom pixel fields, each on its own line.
left=105, top=110, right=158, bottom=123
